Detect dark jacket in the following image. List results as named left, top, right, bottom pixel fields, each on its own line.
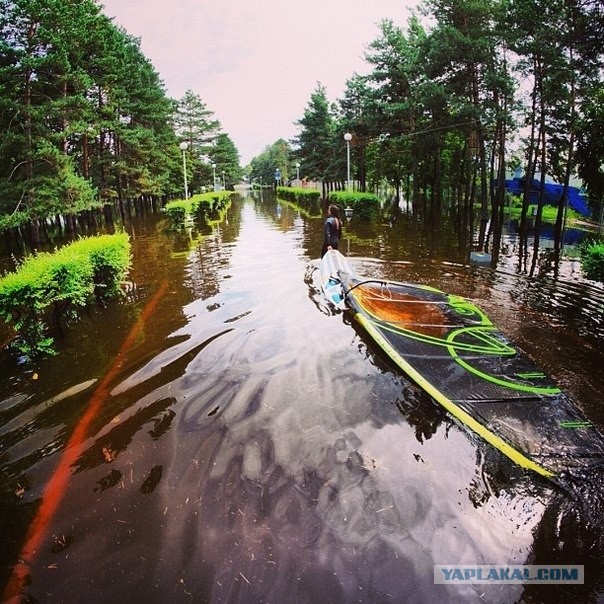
left=321, top=216, right=342, bottom=257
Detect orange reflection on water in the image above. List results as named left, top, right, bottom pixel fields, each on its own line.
left=2, top=281, right=168, bottom=601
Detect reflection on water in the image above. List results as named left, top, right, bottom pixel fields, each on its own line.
left=0, top=193, right=603, bottom=603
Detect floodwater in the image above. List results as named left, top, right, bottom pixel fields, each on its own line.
left=1, top=192, right=603, bottom=603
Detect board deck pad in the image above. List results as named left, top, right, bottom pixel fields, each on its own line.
left=320, top=250, right=604, bottom=479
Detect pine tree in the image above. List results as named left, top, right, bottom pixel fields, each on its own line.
left=212, top=133, right=242, bottom=189
left=0, top=0, right=183, bottom=237
left=293, top=83, right=336, bottom=183
left=173, top=90, right=222, bottom=192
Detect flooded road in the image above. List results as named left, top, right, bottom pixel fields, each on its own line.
left=1, top=193, right=603, bottom=603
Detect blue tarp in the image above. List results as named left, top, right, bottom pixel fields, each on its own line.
left=503, top=177, right=590, bottom=217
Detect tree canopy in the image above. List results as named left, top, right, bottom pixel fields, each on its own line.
left=0, top=0, right=240, bottom=239
left=0, top=0, right=600, bottom=258
left=286, top=0, right=602, bottom=256
left=248, top=139, right=295, bottom=187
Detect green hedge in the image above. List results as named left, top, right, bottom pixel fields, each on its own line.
left=580, top=240, right=604, bottom=282
left=0, top=232, right=131, bottom=358
left=164, top=191, right=233, bottom=225
left=276, top=186, right=322, bottom=215
left=327, top=191, right=380, bottom=221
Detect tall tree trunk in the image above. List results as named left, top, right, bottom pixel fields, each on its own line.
left=553, top=50, right=576, bottom=257
left=23, top=23, right=41, bottom=246
left=530, top=103, right=548, bottom=277
left=82, top=132, right=90, bottom=180
left=519, top=56, right=540, bottom=273
left=470, top=64, right=489, bottom=251
left=23, top=27, right=35, bottom=179
left=433, top=136, right=442, bottom=223
left=358, top=142, right=367, bottom=192
left=491, top=114, right=507, bottom=266
left=97, top=86, right=108, bottom=201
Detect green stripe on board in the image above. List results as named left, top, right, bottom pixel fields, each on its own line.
left=354, top=312, right=554, bottom=478
left=517, top=372, right=547, bottom=379
left=559, top=420, right=593, bottom=429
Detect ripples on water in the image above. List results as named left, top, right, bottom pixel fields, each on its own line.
left=0, top=197, right=602, bottom=603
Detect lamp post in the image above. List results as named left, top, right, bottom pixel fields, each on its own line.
left=222, top=170, right=226, bottom=190
left=295, top=161, right=300, bottom=183
left=344, top=132, right=352, bottom=191
left=179, top=141, right=189, bottom=199
left=211, top=162, right=217, bottom=191
left=344, top=205, right=353, bottom=254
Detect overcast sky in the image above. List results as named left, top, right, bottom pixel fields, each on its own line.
left=100, top=0, right=418, bottom=165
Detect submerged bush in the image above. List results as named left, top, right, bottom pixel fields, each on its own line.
left=580, top=240, right=604, bottom=282
left=0, top=233, right=131, bottom=358
left=327, top=191, right=380, bottom=221
left=276, top=187, right=321, bottom=215
left=164, top=192, right=232, bottom=226
left=162, top=201, right=188, bottom=224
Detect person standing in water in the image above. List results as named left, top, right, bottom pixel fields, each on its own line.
left=321, top=204, right=342, bottom=257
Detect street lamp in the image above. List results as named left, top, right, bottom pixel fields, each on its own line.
left=211, top=162, right=217, bottom=191
left=222, top=170, right=226, bottom=190
left=179, top=141, right=189, bottom=199
left=344, top=132, right=352, bottom=191
left=295, top=161, right=300, bottom=183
